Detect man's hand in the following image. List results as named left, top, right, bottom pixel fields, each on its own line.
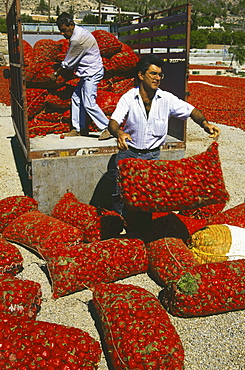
left=108, top=119, right=132, bottom=150
left=117, top=131, right=132, bottom=150
left=49, top=72, right=58, bottom=82
left=202, top=122, right=221, bottom=138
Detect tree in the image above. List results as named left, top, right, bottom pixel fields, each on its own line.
left=82, top=14, right=99, bottom=24
left=0, top=18, right=7, bottom=33
left=21, top=14, right=35, bottom=23
left=56, top=5, right=60, bottom=16
left=190, top=30, right=208, bottom=48
left=36, top=0, right=49, bottom=14
left=229, top=44, right=245, bottom=66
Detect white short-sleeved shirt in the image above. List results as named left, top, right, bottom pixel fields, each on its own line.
left=61, top=25, right=103, bottom=78
left=111, top=86, right=194, bottom=150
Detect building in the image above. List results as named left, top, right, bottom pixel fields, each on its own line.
left=198, top=22, right=225, bottom=31
left=78, top=3, right=141, bottom=23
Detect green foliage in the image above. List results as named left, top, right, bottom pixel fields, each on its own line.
left=21, top=14, right=37, bottom=23
left=190, top=30, right=209, bottom=48
left=190, top=29, right=245, bottom=48
left=36, top=0, right=49, bottom=14
left=0, top=18, right=7, bottom=33
left=82, top=14, right=99, bottom=24
left=229, top=44, right=245, bottom=66
left=56, top=5, right=60, bottom=17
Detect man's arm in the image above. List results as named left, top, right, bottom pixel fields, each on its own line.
left=108, top=119, right=132, bottom=151
left=190, top=108, right=220, bottom=138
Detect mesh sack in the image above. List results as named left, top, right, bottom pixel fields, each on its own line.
left=0, top=313, right=101, bottom=369
left=26, top=88, right=48, bottom=119
left=146, top=237, right=198, bottom=286
left=109, top=77, right=135, bottom=94
left=42, top=238, right=148, bottom=298
left=161, top=259, right=245, bottom=317
left=109, top=43, right=139, bottom=75
left=118, top=142, right=229, bottom=212
left=22, top=39, right=33, bottom=66
left=206, top=202, right=245, bottom=227
left=51, top=192, right=124, bottom=242
left=96, top=89, right=122, bottom=116
left=0, top=275, right=41, bottom=319
left=92, top=30, right=122, bottom=57
left=27, top=61, right=65, bottom=85
left=0, top=237, right=23, bottom=275
left=56, top=38, right=69, bottom=61
left=33, top=39, right=61, bottom=63
left=180, top=202, right=226, bottom=219
left=93, top=282, right=185, bottom=369
left=2, top=210, right=83, bottom=253
left=0, top=195, right=38, bottom=233
left=28, top=110, right=70, bottom=137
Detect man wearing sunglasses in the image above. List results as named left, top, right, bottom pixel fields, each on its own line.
left=108, top=53, right=220, bottom=215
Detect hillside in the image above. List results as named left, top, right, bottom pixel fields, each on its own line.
left=1, top=0, right=244, bottom=28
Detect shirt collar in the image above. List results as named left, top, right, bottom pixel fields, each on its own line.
left=134, top=86, right=162, bottom=99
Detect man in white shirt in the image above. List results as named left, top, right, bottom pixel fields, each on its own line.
left=50, top=12, right=111, bottom=140
left=108, top=54, right=220, bottom=215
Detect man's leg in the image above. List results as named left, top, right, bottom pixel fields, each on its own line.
left=81, top=72, right=109, bottom=131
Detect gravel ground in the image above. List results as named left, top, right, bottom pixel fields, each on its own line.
left=1, top=102, right=245, bottom=369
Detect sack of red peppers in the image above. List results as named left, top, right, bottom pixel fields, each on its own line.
left=0, top=237, right=23, bottom=275
left=147, top=237, right=245, bottom=317
left=0, top=195, right=38, bottom=233
left=206, top=202, right=245, bottom=227
left=92, top=282, right=185, bottom=370
left=118, top=142, right=229, bottom=212
left=0, top=275, right=42, bottom=319
left=51, top=192, right=124, bottom=242
left=0, top=312, right=101, bottom=369
left=40, top=237, right=148, bottom=298
left=2, top=210, right=83, bottom=253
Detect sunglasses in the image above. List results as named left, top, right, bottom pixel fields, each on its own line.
left=146, top=71, right=164, bottom=79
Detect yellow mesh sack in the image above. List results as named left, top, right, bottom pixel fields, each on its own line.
left=188, top=224, right=232, bottom=264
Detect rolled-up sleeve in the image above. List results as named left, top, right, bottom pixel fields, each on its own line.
left=61, top=40, right=86, bottom=69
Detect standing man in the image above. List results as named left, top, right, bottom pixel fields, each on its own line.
left=108, top=54, right=221, bottom=215
left=50, top=12, right=111, bottom=140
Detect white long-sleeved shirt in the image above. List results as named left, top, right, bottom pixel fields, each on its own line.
left=61, top=25, right=103, bottom=78
left=110, top=86, right=195, bottom=150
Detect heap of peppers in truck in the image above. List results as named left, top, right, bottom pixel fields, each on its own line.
left=24, top=30, right=138, bottom=137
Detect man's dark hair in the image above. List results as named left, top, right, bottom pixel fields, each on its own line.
left=56, top=12, right=74, bottom=27
left=135, top=54, right=165, bottom=76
